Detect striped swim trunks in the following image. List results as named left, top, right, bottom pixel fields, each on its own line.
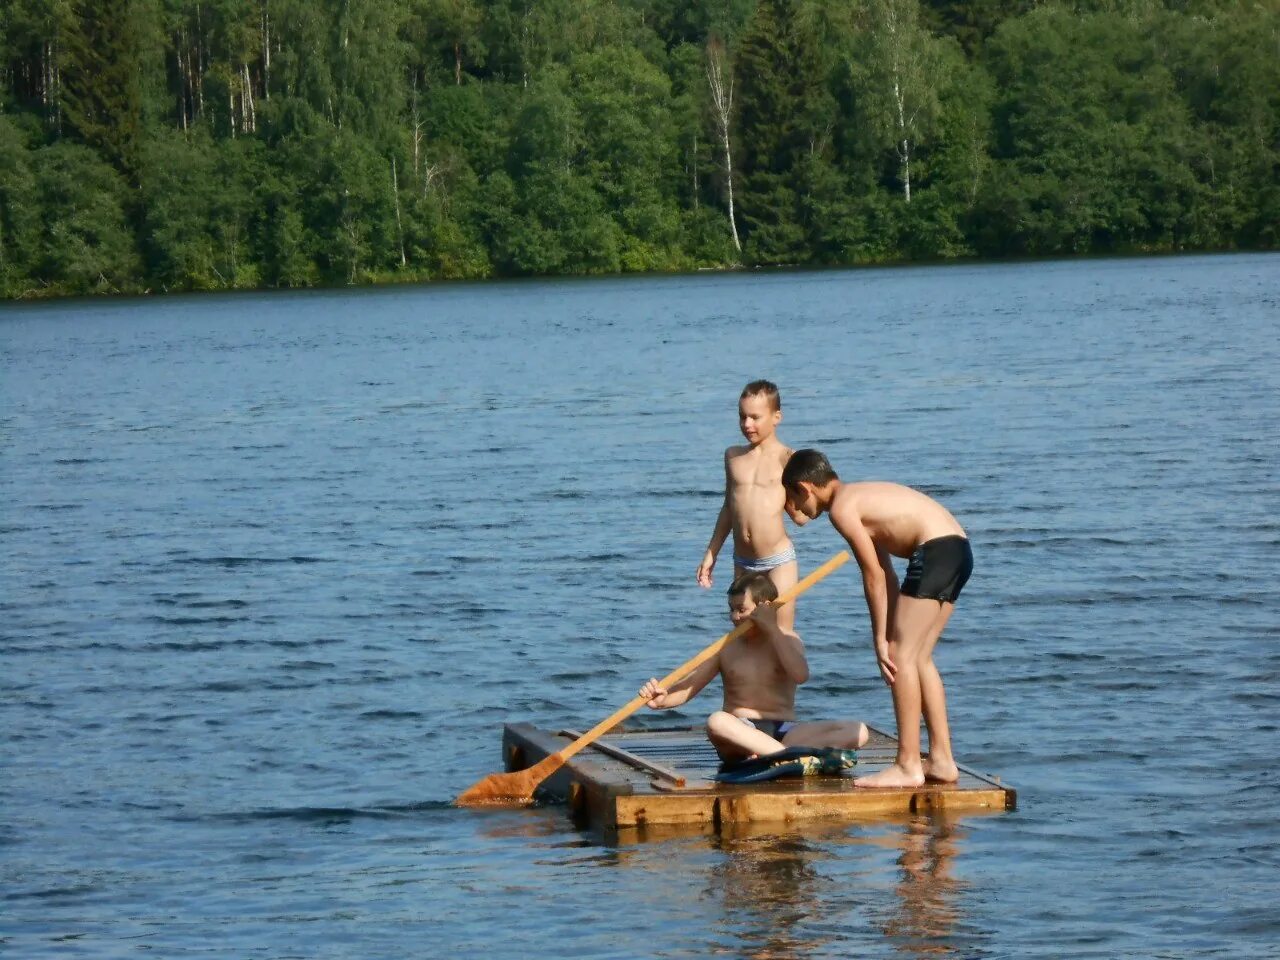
left=732, top=545, right=797, bottom=573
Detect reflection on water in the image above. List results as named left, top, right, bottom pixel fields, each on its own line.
left=612, top=813, right=987, bottom=959
left=476, top=805, right=582, bottom=844
left=880, top=815, right=966, bottom=956
left=711, top=828, right=830, bottom=959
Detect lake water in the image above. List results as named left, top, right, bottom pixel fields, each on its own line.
left=2, top=253, right=1278, bottom=958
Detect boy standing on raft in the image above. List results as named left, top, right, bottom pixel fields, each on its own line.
left=697, top=380, right=800, bottom=634
left=781, top=449, right=973, bottom=788
left=640, top=572, right=868, bottom=763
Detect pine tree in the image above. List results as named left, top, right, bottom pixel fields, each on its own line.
left=59, top=0, right=150, bottom=179
left=734, top=0, right=829, bottom=264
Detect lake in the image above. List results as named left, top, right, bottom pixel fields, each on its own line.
left=2, top=253, right=1278, bottom=958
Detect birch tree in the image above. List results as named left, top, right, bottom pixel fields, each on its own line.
left=0, top=0, right=74, bottom=132
left=705, top=35, right=741, bottom=253
left=407, top=0, right=485, bottom=86
left=853, top=0, right=948, bottom=204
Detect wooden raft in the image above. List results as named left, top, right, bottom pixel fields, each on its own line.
left=501, top=722, right=1015, bottom=833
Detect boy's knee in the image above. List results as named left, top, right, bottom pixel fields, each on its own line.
left=706, top=711, right=732, bottom=737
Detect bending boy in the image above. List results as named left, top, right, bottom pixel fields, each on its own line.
left=640, top=572, right=868, bottom=764
left=697, top=380, right=800, bottom=633
left=782, top=449, right=973, bottom=788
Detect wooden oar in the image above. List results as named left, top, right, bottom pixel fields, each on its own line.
left=455, top=550, right=850, bottom=807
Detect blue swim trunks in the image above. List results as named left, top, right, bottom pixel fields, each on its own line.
left=740, top=716, right=794, bottom=740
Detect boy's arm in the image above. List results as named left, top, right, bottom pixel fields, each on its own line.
left=747, top=603, right=809, bottom=684
left=639, top=656, right=721, bottom=709
left=783, top=499, right=809, bottom=527
left=697, top=450, right=734, bottom=588
left=828, top=501, right=895, bottom=684
left=780, top=447, right=808, bottom=527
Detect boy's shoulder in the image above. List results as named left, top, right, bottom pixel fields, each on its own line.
left=831, top=479, right=874, bottom=506
left=827, top=480, right=862, bottom=518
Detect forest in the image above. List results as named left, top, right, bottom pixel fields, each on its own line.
left=1, top=0, right=1277, bottom=298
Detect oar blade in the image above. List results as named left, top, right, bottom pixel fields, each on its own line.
left=455, top=754, right=564, bottom=807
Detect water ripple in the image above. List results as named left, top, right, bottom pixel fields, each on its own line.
left=2, top=254, right=1277, bottom=959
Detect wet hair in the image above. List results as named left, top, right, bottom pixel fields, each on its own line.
left=740, top=380, right=781, bottom=412
left=781, top=448, right=839, bottom=493
left=727, top=572, right=779, bottom=604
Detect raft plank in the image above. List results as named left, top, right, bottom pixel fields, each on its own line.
left=500, top=723, right=1016, bottom=833
left=560, top=728, right=686, bottom=785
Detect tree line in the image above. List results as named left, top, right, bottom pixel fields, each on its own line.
left=1, top=0, right=1276, bottom=298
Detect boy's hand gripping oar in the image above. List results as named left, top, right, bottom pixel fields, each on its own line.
left=455, top=551, right=850, bottom=807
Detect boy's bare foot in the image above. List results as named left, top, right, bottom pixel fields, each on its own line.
left=923, top=757, right=959, bottom=783
left=854, top=763, right=925, bottom=788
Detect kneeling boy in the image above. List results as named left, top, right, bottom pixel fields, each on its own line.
left=639, top=572, right=868, bottom=763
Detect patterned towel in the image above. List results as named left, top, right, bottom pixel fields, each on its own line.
left=714, top=747, right=858, bottom=784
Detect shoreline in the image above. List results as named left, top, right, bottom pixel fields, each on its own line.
left=3, top=247, right=1275, bottom=307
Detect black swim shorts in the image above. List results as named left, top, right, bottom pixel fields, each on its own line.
left=900, top=535, right=973, bottom=603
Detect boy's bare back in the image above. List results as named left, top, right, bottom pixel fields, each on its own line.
left=828, top=482, right=966, bottom=558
